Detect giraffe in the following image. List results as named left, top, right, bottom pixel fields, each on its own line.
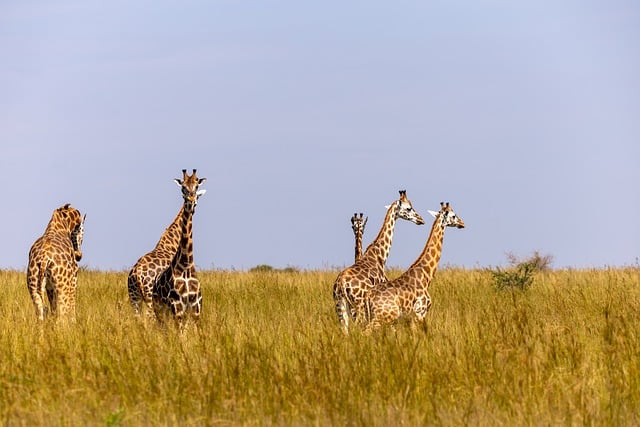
left=127, top=205, right=184, bottom=319
left=152, top=169, right=206, bottom=328
left=351, top=212, right=367, bottom=263
left=26, top=203, right=85, bottom=321
left=364, top=202, right=465, bottom=332
left=333, top=190, right=425, bottom=333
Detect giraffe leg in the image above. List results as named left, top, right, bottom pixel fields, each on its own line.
left=141, top=276, right=159, bottom=321
left=188, top=287, right=202, bottom=324
left=46, top=278, right=57, bottom=318
left=413, top=294, right=431, bottom=322
left=27, top=264, right=47, bottom=321
left=333, top=284, right=351, bottom=333
left=127, top=273, right=144, bottom=316
left=363, top=313, right=382, bottom=335
left=335, top=298, right=350, bottom=333
left=65, top=272, right=78, bottom=323
left=172, top=297, right=189, bottom=333
left=30, top=286, right=47, bottom=321
left=152, top=298, right=170, bottom=328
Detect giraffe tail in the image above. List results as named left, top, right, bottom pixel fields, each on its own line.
left=29, top=258, right=51, bottom=320
left=37, top=259, right=50, bottom=292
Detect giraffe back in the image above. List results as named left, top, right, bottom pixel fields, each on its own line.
left=365, top=269, right=432, bottom=328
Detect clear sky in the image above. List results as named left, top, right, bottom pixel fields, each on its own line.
left=1, top=1, right=639, bottom=271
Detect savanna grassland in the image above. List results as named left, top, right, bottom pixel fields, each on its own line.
left=1, top=267, right=639, bottom=426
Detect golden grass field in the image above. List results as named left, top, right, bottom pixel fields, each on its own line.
left=1, top=267, right=639, bottom=426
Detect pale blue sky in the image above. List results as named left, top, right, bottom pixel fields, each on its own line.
left=1, top=1, right=638, bottom=270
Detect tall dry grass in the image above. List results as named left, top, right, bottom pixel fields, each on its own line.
left=0, top=267, right=639, bottom=425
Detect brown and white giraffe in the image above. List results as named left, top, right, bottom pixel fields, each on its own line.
left=26, top=203, right=86, bottom=321
left=128, top=205, right=183, bottom=319
left=364, top=202, right=465, bottom=332
left=152, top=169, right=206, bottom=328
left=351, top=212, right=367, bottom=263
left=333, top=190, right=425, bottom=333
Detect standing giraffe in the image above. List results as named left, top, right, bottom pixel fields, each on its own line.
left=364, top=202, right=465, bottom=331
left=128, top=205, right=183, bottom=319
left=26, top=204, right=85, bottom=321
left=152, top=169, right=206, bottom=327
left=351, top=212, right=367, bottom=263
left=333, top=190, right=425, bottom=333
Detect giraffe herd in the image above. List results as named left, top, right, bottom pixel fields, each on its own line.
left=26, top=171, right=465, bottom=332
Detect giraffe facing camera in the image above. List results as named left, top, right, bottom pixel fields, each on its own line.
left=152, top=169, right=207, bottom=329
left=351, top=212, right=367, bottom=263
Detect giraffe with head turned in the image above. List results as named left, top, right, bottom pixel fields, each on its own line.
left=364, top=202, right=465, bottom=332
left=333, top=190, right=425, bottom=333
left=26, top=203, right=86, bottom=321
left=351, top=212, right=367, bottom=263
left=152, top=169, right=206, bottom=328
left=128, top=204, right=184, bottom=319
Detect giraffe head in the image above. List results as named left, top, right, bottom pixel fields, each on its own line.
left=351, top=213, right=367, bottom=236
left=392, top=190, right=425, bottom=225
left=71, top=213, right=87, bottom=262
left=174, top=169, right=207, bottom=212
left=428, top=202, right=465, bottom=229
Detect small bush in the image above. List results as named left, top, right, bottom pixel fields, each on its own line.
left=248, top=264, right=299, bottom=273
left=491, top=262, right=536, bottom=290
left=249, top=264, right=275, bottom=273
left=506, top=250, right=553, bottom=272
left=490, top=251, right=553, bottom=290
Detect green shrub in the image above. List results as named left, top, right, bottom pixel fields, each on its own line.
left=491, top=261, right=536, bottom=290
left=490, top=251, right=553, bottom=290
left=249, top=264, right=275, bottom=272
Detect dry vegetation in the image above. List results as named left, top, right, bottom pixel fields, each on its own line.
left=1, top=267, right=639, bottom=425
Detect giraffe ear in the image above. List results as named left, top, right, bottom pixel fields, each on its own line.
left=174, top=179, right=182, bottom=186
left=428, top=210, right=439, bottom=218
left=384, top=205, right=391, bottom=210
left=196, top=189, right=207, bottom=197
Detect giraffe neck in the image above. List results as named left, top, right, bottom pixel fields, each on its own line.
left=354, top=231, right=363, bottom=262
left=45, top=212, right=73, bottom=235
left=362, top=202, right=398, bottom=266
left=403, top=218, right=446, bottom=288
left=154, top=206, right=184, bottom=252
left=171, top=204, right=195, bottom=275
